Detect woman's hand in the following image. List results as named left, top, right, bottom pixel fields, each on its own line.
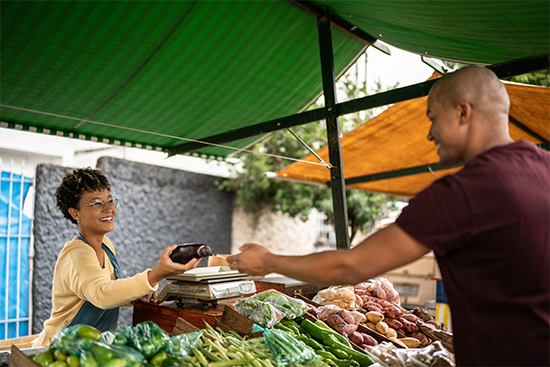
left=148, top=245, right=201, bottom=287
left=139, top=291, right=159, bottom=303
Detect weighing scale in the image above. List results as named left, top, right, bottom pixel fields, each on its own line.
left=157, top=266, right=256, bottom=310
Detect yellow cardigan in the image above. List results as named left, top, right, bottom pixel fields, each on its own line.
left=33, top=236, right=157, bottom=346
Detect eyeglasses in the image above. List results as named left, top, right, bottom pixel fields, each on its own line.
left=78, top=197, right=119, bottom=212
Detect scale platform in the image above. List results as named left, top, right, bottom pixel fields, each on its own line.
left=158, top=266, right=256, bottom=309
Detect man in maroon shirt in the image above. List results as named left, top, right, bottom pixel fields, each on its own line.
left=227, top=66, right=550, bottom=366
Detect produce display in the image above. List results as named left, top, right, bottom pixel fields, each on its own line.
left=24, top=286, right=454, bottom=367
left=28, top=321, right=326, bottom=367
left=311, top=278, right=449, bottom=349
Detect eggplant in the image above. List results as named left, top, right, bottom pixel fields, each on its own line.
left=169, top=243, right=213, bottom=264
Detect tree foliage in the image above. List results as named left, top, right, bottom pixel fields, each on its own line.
left=505, top=69, right=550, bottom=86
left=217, top=73, right=397, bottom=243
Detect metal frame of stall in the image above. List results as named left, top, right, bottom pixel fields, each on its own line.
left=166, top=4, right=550, bottom=250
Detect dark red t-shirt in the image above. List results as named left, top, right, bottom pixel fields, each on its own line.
left=396, top=141, right=550, bottom=366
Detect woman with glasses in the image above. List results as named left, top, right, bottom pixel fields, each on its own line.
left=33, top=167, right=200, bottom=346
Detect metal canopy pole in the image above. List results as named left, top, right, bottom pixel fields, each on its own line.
left=317, top=9, right=350, bottom=250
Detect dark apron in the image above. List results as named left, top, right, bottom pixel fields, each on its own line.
left=68, top=233, right=122, bottom=332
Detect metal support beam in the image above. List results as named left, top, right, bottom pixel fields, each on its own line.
left=287, top=0, right=391, bottom=56
left=167, top=53, right=549, bottom=156
left=345, top=163, right=462, bottom=186
left=345, top=141, right=550, bottom=186
left=318, top=10, right=350, bottom=250
left=167, top=108, right=325, bottom=156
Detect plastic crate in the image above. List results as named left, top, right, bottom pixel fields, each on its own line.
left=436, top=279, right=447, bottom=303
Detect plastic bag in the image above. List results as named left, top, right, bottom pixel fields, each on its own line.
left=355, top=278, right=400, bottom=306
left=120, top=321, right=170, bottom=359
left=164, top=331, right=203, bottom=358
left=235, top=298, right=284, bottom=328
left=395, top=341, right=455, bottom=367
left=249, top=289, right=307, bottom=319
left=52, top=326, right=145, bottom=365
left=365, top=341, right=455, bottom=367
left=252, top=324, right=319, bottom=366
left=316, top=304, right=359, bottom=336
left=312, top=285, right=358, bottom=310
left=53, top=324, right=102, bottom=356
left=235, top=289, right=307, bottom=328
left=86, top=341, right=145, bottom=365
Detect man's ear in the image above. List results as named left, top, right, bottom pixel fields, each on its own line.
left=457, top=101, right=473, bottom=126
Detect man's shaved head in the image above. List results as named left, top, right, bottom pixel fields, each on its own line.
left=426, top=66, right=514, bottom=166
left=430, top=66, right=510, bottom=124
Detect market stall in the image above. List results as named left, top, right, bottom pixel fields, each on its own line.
left=6, top=276, right=456, bottom=367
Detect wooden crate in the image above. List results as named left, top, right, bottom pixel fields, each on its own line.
left=8, top=345, right=41, bottom=367
left=0, top=335, right=39, bottom=352
left=216, top=305, right=263, bottom=338
left=132, top=301, right=226, bottom=335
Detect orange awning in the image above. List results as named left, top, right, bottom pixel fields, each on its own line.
left=276, top=75, right=549, bottom=197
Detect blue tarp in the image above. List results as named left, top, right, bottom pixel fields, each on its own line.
left=0, top=171, right=32, bottom=340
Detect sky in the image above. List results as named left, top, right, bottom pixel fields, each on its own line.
left=365, top=43, right=435, bottom=90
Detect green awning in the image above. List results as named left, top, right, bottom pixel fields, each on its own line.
left=1, top=1, right=548, bottom=159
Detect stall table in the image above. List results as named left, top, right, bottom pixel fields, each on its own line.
left=132, top=276, right=322, bottom=335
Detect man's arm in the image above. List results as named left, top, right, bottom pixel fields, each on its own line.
left=227, top=223, right=430, bottom=286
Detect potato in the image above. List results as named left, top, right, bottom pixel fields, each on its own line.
left=326, top=314, right=345, bottom=328
left=385, top=306, right=402, bottom=319
left=362, top=333, right=378, bottom=346
left=374, top=287, right=387, bottom=300
left=386, top=328, right=397, bottom=339
left=366, top=311, right=384, bottom=323
left=399, top=337, right=421, bottom=348
left=364, top=304, right=383, bottom=313
left=337, top=310, right=357, bottom=325
left=399, top=318, right=419, bottom=333
left=354, top=294, right=364, bottom=308
left=363, top=296, right=393, bottom=308
left=385, top=318, right=403, bottom=330
left=365, top=322, right=377, bottom=331
left=389, top=338, right=408, bottom=348
left=410, top=331, right=430, bottom=346
left=400, top=314, right=419, bottom=323
left=349, top=331, right=364, bottom=345
left=375, top=321, right=389, bottom=334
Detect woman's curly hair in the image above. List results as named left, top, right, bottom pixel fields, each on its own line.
left=55, top=167, right=111, bottom=225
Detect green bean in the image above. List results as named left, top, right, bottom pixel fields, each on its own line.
left=198, top=345, right=222, bottom=362
left=208, top=359, right=252, bottom=367
left=191, top=347, right=208, bottom=367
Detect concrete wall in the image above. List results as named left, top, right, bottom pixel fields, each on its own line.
left=32, top=157, right=233, bottom=332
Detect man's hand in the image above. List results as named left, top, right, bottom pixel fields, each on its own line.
left=226, top=243, right=272, bottom=275
left=225, top=224, right=430, bottom=286
left=148, top=245, right=201, bottom=287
